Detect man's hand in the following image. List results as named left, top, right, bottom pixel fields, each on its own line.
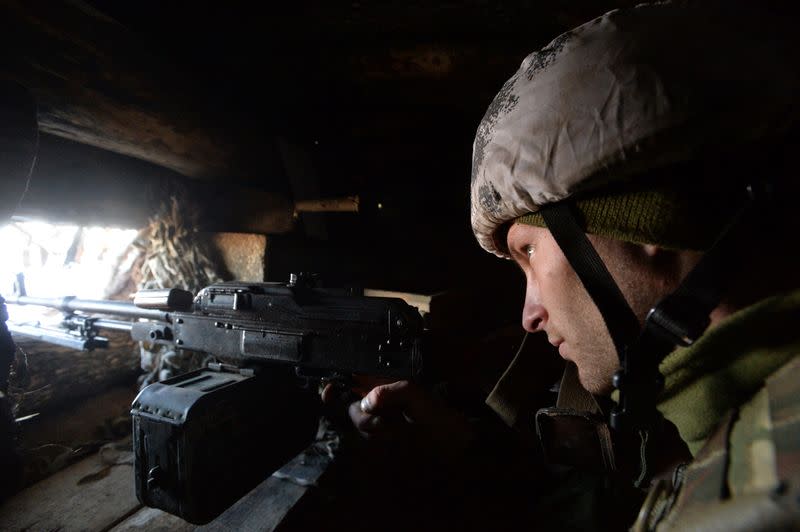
left=321, top=378, right=473, bottom=460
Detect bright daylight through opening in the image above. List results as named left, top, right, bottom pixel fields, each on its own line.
left=1, top=221, right=138, bottom=324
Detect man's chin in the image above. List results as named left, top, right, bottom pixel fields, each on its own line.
left=575, top=364, right=614, bottom=396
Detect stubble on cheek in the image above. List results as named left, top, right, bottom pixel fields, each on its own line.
left=569, top=306, right=619, bottom=396
left=570, top=238, right=662, bottom=396
left=555, top=267, right=620, bottom=396
left=538, top=232, right=631, bottom=396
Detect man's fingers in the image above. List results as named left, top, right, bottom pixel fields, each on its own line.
left=360, top=380, right=429, bottom=422
left=349, top=375, right=396, bottom=397
left=344, top=381, right=473, bottom=456
left=348, top=400, right=386, bottom=434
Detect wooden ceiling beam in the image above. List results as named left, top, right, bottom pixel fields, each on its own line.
left=2, top=0, right=277, bottom=185
left=13, top=134, right=294, bottom=233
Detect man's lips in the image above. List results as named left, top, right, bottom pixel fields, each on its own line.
left=547, top=335, right=568, bottom=359
left=547, top=335, right=564, bottom=348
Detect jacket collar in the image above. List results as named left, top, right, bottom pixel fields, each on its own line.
left=657, top=290, right=800, bottom=454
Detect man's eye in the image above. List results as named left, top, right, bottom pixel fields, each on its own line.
left=525, top=245, right=535, bottom=259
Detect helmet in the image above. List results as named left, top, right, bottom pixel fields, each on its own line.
left=471, top=2, right=799, bottom=257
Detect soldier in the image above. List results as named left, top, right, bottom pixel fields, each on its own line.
left=469, top=2, right=800, bottom=530
left=343, top=3, right=800, bottom=530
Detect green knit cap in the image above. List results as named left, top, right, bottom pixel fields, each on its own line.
left=516, top=173, right=746, bottom=251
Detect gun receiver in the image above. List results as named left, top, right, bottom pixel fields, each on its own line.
left=130, top=280, right=424, bottom=382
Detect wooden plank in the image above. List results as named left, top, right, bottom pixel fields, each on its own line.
left=199, top=446, right=332, bottom=532
left=0, top=450, right=141, bottom=531
left=110, top=507, right=195, bottom=532
left=197, top=476, right=307, bottom=532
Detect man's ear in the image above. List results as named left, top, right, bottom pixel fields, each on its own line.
left=640, top=244, right=690, bottom=285
left=637, top=243, right=673, bottom=274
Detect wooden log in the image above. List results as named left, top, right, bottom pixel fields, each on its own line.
left=0, top=0, right=283, bottom=184
left=10, top=330, right=140, bottom=416
left=2, top=1, right=296, bottom=233
left=12, top=134, right=294, bottom=234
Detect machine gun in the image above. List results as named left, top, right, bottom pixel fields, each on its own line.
left=4, top=273, right=426, bottom=523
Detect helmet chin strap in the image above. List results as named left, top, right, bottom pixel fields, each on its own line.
left=540, top=182, right=768, bottom=484
left=538, top=202, right=641, bottom=364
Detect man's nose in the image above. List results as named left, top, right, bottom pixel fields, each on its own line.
left=522, top=282, right=548, bottom=333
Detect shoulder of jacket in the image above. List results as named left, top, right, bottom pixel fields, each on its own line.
left=635, top=355, right=800, bottom=531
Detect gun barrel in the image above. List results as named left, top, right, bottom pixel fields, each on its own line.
left=91, top=318, right=136, bottom=332
left=5, top=294, right=169, bottom=321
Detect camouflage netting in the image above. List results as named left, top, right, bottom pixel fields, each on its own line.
left=111, top=198, right=231, bottom=388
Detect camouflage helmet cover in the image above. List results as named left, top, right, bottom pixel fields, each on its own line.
left=470, top=3, right=799, bottom=257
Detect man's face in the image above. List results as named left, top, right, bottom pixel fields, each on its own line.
left=507, top=222, right=673, bottom=395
